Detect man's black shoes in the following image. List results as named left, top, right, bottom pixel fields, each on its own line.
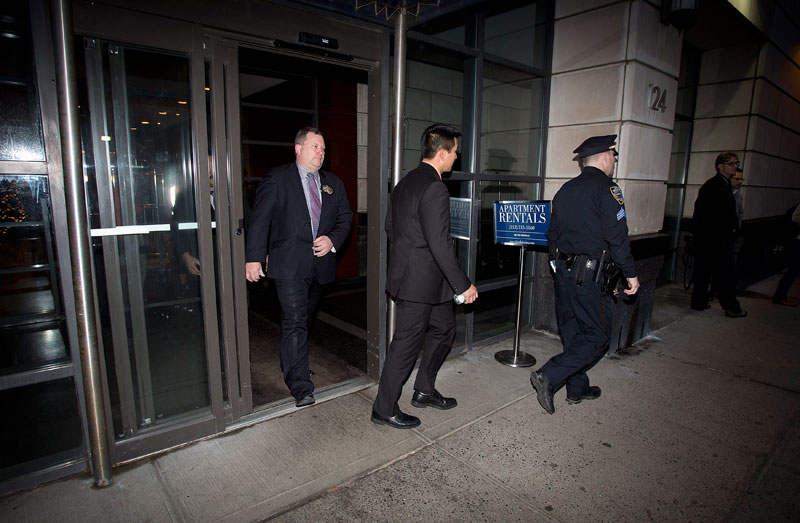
left=566, top=386, right=602, bottom=405
left=530, top=370, right=555, bottom=414
left=371, top=409, right=421, bottom=429
left=724, top=309, right=747, bottom=318
left=295, top=394, right=315, bottom=407
left=411, top=389, right=457, bottom=410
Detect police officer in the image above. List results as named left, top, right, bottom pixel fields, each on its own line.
left=530, top=135, right=639, bottom=414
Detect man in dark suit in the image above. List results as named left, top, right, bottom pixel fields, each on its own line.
left=691, top=151, right=746, bottom=317
left=245, top=127, right=352, bottom=407
left=371, top=123, right=478, bottom=430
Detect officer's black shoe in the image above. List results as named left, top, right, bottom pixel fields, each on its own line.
left=411, top=389, right=457, bottom=410
left=530, top=370, right=555, bottom=415
left=295, top=393, right=315, bottom=407
left=566, top=386, right=602, bottom=405
left=370, top=409, right=421, bottom=429
left=724, top=309, right=748, bottom=318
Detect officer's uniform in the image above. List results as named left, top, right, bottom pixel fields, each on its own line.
left=533, top=135, right=636, bottom=411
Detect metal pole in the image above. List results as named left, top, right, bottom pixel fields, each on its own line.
left=495, top=246, right=536, bottom=367
left=387, top=8, right=407, bottom=346
left=51, top=0, right=112, bottom=487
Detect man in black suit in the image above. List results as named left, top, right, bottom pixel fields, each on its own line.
left=371, top=123, right=478, bottom=430
left=245, top=127, right=352, bottom=407
left=691, top=151, right=746, bottom=317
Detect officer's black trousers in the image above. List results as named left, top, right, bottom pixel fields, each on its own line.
left=540, top=262, right=613, bottom=398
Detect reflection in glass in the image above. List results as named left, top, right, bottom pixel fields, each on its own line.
left=481, top=63, right=543, bottom=177
left=473, top=285, right=519, bottom=343
left=80, top=44, right=210, bottom=438
left=0, top=174, right=69, bottom=375
left=477, top=181, right=536, bottom=283
left=485, top=1, right=547, bottom=69
left=0, top=377, right=83, bottom=481
left=0, top=1, right=45, bottom=161
left=403, top=45, right=465, bottom=171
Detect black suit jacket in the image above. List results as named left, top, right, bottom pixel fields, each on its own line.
left=692, top=173, right=738, bottom=240
left=246, top=162, right=352, bottom=285
left=386, top=162, right=471, bottom=303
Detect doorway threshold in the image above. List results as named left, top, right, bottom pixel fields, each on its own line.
left=226, top=375, right=375, bottom=432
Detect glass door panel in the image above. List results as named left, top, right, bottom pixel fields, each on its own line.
left=80, top=40, right=214, bottom=441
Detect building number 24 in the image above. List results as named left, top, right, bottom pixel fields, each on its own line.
left=649, top=84, right=668, bottom=112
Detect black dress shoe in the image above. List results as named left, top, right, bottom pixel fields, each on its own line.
left=566, top=386, right=602, bottom=405
left=411, top=389, right=457, bottom=410
left=724, top=309, right=747, bottom=318
left=530, top=370, right=555, bottom=414
left=295, top=394, right=315, bottom=407
left=370, top=409, right=420, bottom=429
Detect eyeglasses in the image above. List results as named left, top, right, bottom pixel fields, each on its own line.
left=723, top=161, right=740, bottom=166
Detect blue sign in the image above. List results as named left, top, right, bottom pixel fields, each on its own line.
left=494, top=201, right=550, bottom=246
left=449, top=198, right=471, bottom=240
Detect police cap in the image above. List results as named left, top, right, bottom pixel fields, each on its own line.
left=573, top=135, right=618, bottom=159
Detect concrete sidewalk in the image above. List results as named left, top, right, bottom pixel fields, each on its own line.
left=2, top=275, right=799, bottom=522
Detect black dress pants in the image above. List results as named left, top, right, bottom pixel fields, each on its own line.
left=273, top=275, right=321, bottom=399
left=373, top=299, right=455, bottom=417
left=691, top=236, right=742, bottom=313
left=540, top=263, right=613, bottom=398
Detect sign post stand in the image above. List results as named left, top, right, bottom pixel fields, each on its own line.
left=491, top=200, right=551, bottom=368
left=494, top=244, right=536, bottom=367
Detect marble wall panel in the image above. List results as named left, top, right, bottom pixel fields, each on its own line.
left=758, top=43, right=800, bottom=101
left=357, top=178, right=367, bottom=213
left=430, top=93, right=462, bottom=125
left=627, top=0, right=682, bottom=77
left=741, top=152, right=772, bottom=187
left=751, top=79, right=780, bottom=121
left=405, top=88, right=431, bottom=120
left=694, top=80, right=754, bottom=118
left=617, top=122, right=672, bottom=181
left=766, top=157, right=800, bottom=189
left=621, top=62, right=678, bottom=129
left=698, top=45, right=758, bottom=85
left=407, top=60, right=456, bottom=96
left=690, top=116, right=748, bottom=152
left=545, top=122, right=620, bottom=179
left=743, top=186, right=800, bottom=219
left=549, top=64, right=625, bottom=126
left=686, top=152, right=722, bottom=185
left=615, top=179, right=668, bottom=235
left=357, top=83, right=368, bottom=113
left=543, top=179, right=567, bottom=201
left=682, top=184, right=699, bottom=218
left=357, top=146, right=367, bottom=180
left=552, top=2, right=628, bottom=73
left=555, top=0, right=619, bottom=19
left=779, top=129, right=800, bottom=163
left=777, top=92, right=800, bottom=133
left=746, top=116, right=783, bottom=156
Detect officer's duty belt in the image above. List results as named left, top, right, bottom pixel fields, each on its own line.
left=556, top=252, right=602, bottom=285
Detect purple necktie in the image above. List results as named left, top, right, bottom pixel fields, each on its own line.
left=307, top=172, right=321, bottom=239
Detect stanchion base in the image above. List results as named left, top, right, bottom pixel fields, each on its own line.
left=494, top=350, right=536, bottom=368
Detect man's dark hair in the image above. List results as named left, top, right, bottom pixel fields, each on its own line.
left=295, top=126, right=323, bottom=145
left=420, top=123, right=461, bottom=160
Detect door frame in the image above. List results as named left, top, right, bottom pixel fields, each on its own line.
left=74, top=6, right=224, bottom=462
